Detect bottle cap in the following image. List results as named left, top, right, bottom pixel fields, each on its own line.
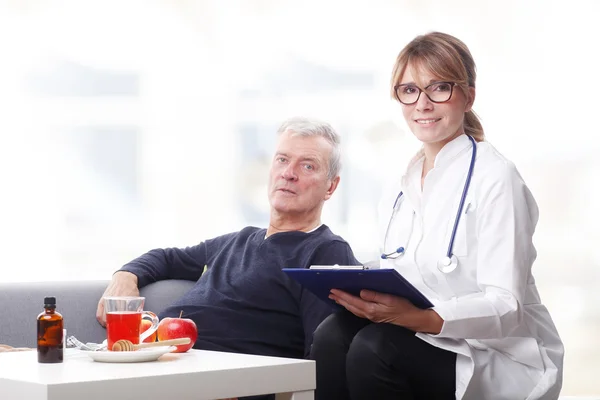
left=44, top=297, right=56, bottom=307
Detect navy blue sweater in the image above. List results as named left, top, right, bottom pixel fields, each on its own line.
left=121, top=225, right=359, bottom=358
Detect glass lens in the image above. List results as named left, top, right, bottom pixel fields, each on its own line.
left=425, top=82, right=453, bottom=102
left=396, top=84, right=419, bottom=104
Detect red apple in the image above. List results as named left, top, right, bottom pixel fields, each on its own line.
left=140, top=319, right=157, bottom=343
left=156, top=312, right=197, bottom=353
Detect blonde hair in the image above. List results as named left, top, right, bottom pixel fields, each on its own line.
left=390, top=32, right=484, bottom=142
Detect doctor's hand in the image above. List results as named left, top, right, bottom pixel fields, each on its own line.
left=329, top=289, right=444, bottom=334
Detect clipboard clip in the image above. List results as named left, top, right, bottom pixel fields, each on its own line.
left=309, top=265, right=368, bottom=270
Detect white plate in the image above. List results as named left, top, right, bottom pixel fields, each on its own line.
left=86, top=346, right=177, bottom=363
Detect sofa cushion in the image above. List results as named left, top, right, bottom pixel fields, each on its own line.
left=139, top=279, right=196, bottom=316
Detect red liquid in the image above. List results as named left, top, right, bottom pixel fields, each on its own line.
left=106, top=311, right=142, bottom=351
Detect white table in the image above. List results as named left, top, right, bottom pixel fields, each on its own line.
left=0, top=349, right=315, bottom=400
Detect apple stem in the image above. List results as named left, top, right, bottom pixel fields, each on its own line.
left=179, top=310, right=183, bottom=319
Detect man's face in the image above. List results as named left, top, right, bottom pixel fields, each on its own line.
left=267, top=130, right=339, bottom=216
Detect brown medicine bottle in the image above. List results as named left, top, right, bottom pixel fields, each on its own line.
left=37, top=296, right=64, bottom=363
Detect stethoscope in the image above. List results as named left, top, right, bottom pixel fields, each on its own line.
left=381, top=135, right=477, bottom=274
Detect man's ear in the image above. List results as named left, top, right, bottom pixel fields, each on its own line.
left=324, top=176, right=340, bottom=201
left=465, top=86, right=476, bottom=113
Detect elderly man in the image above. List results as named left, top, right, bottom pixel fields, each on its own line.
left=96, top=117, right=360, bottom=361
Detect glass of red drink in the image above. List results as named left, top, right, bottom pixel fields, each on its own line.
left=103, top=296, right=159, bottom=351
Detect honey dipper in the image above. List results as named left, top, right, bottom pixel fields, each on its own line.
left=111, top=337, right=191, bottom=351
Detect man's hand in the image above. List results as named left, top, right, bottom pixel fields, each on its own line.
left=96, top=271, right=140, bottom=327
left=0, top=344, right=32, bottom=352
left=329, top=289, right=443, bottom=334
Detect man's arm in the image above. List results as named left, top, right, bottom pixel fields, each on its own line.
left=120, top=244, right=209, bottom=287
left=96, top=243, right=208, bottom=326
left=300, top=240, right=361, bottom=357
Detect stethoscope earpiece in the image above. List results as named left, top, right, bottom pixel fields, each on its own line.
left=380, top=135, right=477, bottom=274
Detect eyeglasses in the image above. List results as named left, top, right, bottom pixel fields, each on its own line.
left=394, top=81, right=456, bottom=105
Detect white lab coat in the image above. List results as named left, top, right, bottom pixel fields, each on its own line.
left=378, top=134, right=564, bottom=400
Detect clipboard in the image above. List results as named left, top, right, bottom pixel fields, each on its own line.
left=283, top=267, right=434, bottom=309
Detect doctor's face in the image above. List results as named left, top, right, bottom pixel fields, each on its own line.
left=267, top=130, right=339, bottom=217
left=399, top=64, right=475, bottom=148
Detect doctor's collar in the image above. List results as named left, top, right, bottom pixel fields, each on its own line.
left=402, top=134, right=472, bottom=179
left=431, top=134, right=472, bottom=169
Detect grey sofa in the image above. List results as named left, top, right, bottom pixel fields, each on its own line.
left=0, top=280, right=196, bottom=347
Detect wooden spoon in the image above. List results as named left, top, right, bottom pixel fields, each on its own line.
left=111, top=337, right=191, bottom=352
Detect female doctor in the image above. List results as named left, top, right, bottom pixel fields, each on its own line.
left=310, top=32, right=564, bottom=400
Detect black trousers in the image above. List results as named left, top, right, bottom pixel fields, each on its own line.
left=310, top=311, right=457, bottom=400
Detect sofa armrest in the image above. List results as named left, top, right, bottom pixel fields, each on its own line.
left=0, top=280, right=110, bottom=347
left=0, top=279, right=196, bottom=348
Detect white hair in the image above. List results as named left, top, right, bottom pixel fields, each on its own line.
left=276, top=117, right=341, bottom=180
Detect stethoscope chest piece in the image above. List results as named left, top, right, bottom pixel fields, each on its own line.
left=382, top=135, right=476, bottom=274
left=437, top=255, right=458, bottom=273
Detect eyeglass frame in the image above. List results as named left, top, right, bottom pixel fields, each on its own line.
left=393, top=81, right=458, bottom=105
